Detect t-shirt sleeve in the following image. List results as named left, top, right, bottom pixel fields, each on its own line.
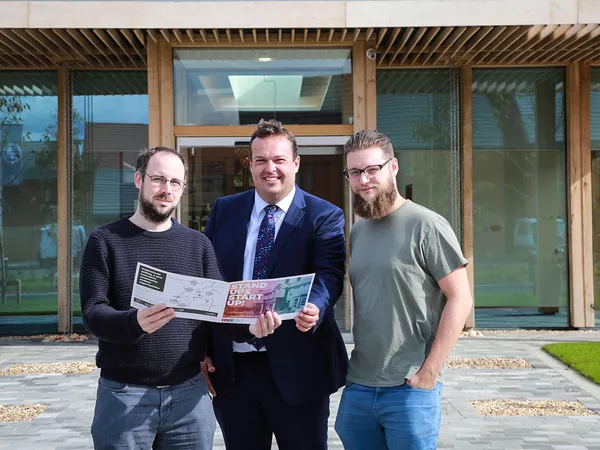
left=422, top=216, right=468, bottom=282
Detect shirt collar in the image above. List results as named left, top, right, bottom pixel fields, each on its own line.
left=253, top=185, right=296, bottom=216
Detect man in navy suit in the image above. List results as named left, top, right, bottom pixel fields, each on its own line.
left=204, top=119, right=348, bottom=450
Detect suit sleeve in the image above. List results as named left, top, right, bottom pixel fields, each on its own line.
left=79, top=232, right=145, bottom=344
left=204, top=197, right=219, bottom=242
left=309, top=206, right=346, bottom=324
left=204, top=197, right=255, bottom=344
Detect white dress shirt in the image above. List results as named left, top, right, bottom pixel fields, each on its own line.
left=233, top=186, right=296, bottom=353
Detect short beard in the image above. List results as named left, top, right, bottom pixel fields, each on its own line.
left=139, top=193, right=175, bottom=224
left=352, top=182, right=398, bottom=220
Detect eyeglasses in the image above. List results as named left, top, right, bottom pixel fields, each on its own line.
left=343, top=158, right=392, bottom=181
left=144, top=173, right=186, bottom=192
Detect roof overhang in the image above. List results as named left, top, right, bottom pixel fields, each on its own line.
left=2, top=1, right=600, bottom=29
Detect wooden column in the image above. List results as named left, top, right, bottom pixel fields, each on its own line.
left=365, top=45, right=377, bottom=130
left=567, top=62, right=595, bottom=328
left=147, top=39, right=161, bottom=148
left=460, top=65, right=475, bottom=329
left=147, top=39, right=174, bottom=150
left=57, top=65, right=70, bottom=333
left=352, top=40, right=366, bottom=132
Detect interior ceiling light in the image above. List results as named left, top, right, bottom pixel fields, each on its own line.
left=258, top=57, right=272, bottom=62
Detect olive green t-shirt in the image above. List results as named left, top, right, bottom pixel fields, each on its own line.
left=348, top=200, right=468, bottom=387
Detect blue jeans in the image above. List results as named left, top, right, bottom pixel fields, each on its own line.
left=335, top=381, right=442, bottom=450
left=91, top=372, right=216, bottom=450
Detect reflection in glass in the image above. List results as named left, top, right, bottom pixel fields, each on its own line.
left=590, top=67, right=600, bottom=323
left=376, top=68, right=461, bottom=231
left=472, top=68, right=568, bottom=328
left=179, top=144, right=352, bottom=332
left=0, top=71, right=58, bottom=332
left=173, top=49, right=352, bottom=126
left=72, top=71, right=149, bottom=328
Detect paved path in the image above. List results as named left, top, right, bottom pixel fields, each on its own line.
left=1, top=331, right=600, bottom=449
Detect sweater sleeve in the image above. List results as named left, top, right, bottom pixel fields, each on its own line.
left=79, top=232, right=145, bottom=344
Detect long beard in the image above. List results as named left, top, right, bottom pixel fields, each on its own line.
left=352, top=181, right=398, bottom=220
left=139, top=193, right=176, bottom=224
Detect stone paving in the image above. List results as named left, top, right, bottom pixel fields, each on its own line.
left=1, top=331, right=600, bottom=449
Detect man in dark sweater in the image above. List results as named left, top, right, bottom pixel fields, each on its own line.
left=80, top=146, right=224, bottom=449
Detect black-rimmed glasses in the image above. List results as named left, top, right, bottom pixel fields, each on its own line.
left=343, top=158, right=392, bottom=181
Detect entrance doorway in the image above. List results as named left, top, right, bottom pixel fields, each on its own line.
left=177, top=136, right=353, bottom=335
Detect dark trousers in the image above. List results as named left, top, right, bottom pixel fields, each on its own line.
left=213, top=352, right=330, bottom=450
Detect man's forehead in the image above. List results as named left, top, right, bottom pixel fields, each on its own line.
left=252, top=135, right=294, bottom=154
left=147, top=152, right=185, bottom=173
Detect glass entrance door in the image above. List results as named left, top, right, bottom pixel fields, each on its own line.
left=177, top=136, right=353, bottom=335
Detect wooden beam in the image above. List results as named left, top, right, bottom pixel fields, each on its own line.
left=93, top=29, right=126, bottom=67
left=57, top=65, right=70, bottom=334
left=147, top=39, right=161, bottom=148
left=159, top=41, right=174, bottom=149
left=388, top=27, right=414, bottom=66
left=352, top=40, right=366, bottom=132
left=421, top=27, right=453, bottom=66
left=378, top=27, right=401, bottom=66
left=432, top=27, right=466, bottom=65
left=80, top=29, right=116, bottom=67
left=567, top=62, right=585, bottom=327
left=120, top=29, right=147, bottom=65
left=460, top=65, right=475, bottom=329
left=398, top=27, right=427, bottom=66
left=580, top=62, right=595, bottom=327
left=107, top=29, right=138, bottom=67
left=410, top=27, right=439, bottom=65
left=365, top=44, right=376, bottom=130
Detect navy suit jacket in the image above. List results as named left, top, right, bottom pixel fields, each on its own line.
left=205, top=187, right=348, bottom=406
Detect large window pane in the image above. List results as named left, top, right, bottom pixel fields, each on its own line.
left=377, top=69, right=461, bottom=230
left=72, top=71, right=148, bottom=328
left=174, top=49, right=352, bottom=126
left=590, top=67, right=600, bottom=325
left=472, top=68, right=569, bottom=328
left=0, top=71, right=58, bottom=333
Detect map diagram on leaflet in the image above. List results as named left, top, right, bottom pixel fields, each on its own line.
left=169, top=278, right=227, bottom=312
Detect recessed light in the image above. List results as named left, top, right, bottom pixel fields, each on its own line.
left=258, top=57, right=272, bottom=62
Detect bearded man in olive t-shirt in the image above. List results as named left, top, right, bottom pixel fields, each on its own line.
left=335, top=130, right=473, bottom=450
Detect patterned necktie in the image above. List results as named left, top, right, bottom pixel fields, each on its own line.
left=253, top=204, right=278, bottom=280
left=251, top=204, right=277, bottom=350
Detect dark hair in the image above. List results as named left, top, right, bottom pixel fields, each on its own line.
left=136, top=146, right=188, bottom=179
left=343, top=130, right=394, bottom=162
left=249, top=119, right=298, bottom=159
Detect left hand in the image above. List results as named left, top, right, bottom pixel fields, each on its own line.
left=405, top=368, right=437, bottom=390
left=294, top=302, right=320, bottom=332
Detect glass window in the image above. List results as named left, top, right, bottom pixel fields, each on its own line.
left=173, top=48, right=352, bottom=126
left=590, top=67, right=600, bottom=324
left=0, top=71, right=58, bottom=333
left=376, top=69, right=461, bottom=230
left=472, top=68, right=569, bottom=328
left=72, top=71, right=148, bottom=328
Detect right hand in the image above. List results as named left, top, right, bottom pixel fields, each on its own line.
left=137, top=304, right=175, bottom=333
left=249, top=311, right=282, bottom=338
left=201, top=357, right=217, bottom=397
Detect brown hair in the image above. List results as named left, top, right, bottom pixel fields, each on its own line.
left=136, top=146, right=188, bottom=179
left=343, top=130, right=394, bottom=162
left=249, top=119, right=298, bottom=159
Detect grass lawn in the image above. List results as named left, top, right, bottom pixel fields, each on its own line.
left=475, top=292, right=568, bottom=308
left=0, top=295, right=81, bottom=316
left=542, top=342, right=600, bottom=385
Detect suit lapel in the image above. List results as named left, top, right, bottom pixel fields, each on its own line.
left=266, top=188, right=306, bottom=277
left=232, top=191, right=255, bottom=281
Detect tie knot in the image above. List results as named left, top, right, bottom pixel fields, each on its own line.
left=265, top=205, right=277, bottom=215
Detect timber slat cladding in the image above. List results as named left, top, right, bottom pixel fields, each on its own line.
left=3, top=26, right=600, bottom=69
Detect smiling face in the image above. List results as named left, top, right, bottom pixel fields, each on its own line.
left=249, top=135, right=300, bottom=204
left=134, top=151, right=186, bottom=224
left=346, top=146, right=399, bottom=219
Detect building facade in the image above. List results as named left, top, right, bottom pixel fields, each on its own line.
left=0, top=0, right=599, bottom=335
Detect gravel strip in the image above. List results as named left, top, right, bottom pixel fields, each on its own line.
left=0, top=404, right=48, bottom=422
left=0, top=362, right=96, bottom=376
left=448, top=357, right=532, bottom=369
left=0, top=333, right=91, bottom=342
left=471, top=399, right=598, bottom=416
